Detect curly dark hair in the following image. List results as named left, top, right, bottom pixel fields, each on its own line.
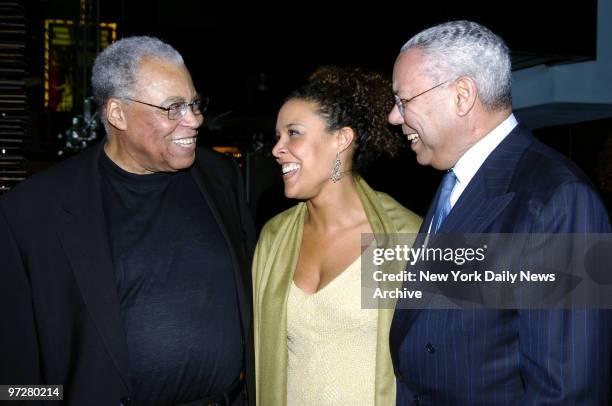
left=287, top=66, right=403, bottom=173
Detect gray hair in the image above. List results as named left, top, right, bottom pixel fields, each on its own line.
left=400, top=20, right=512, bottom=110
left=91, top=36, right=184, bottom=131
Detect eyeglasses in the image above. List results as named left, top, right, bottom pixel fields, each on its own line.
left=394, top=80, right=449, bottom=118
left=124, top=96, right=209, bottom=120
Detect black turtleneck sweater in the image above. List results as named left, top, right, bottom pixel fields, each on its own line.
left=99, top=152, right=243, bottom=406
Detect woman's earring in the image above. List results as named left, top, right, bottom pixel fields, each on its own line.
left=329, top=152, right=342, bottom=183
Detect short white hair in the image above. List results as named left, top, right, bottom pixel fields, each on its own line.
left=91, top=36, right=184, bottom=132
left=401, top=20, right=512, bottom=111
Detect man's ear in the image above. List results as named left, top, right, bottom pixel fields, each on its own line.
left=106, top=98, right=128, bottom=130
left=454, top=76, right=477, bottom=116
left=336, top=126, right=355, bottom=153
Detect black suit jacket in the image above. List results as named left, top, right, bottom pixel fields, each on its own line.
left=0, top=142, right=256, bottom=405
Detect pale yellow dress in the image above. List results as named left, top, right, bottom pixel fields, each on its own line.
left=253, top=177, right=422, bottom=405
left=287, top=257, right=377, bottom=405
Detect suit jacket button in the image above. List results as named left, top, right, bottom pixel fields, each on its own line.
left=120, top=396, right=132, bottom=406
left=425, top=342, right=435, bottom=353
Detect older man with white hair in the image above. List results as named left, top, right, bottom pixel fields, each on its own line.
left=0, top=36, right=255, bottom=406
left=389, top=20, right=611, bottom=405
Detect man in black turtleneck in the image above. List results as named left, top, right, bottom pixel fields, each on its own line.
left=0, top=36, right=256, bottom=406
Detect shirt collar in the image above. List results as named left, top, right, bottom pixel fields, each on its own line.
left=452, top=113, right=518, bottom=188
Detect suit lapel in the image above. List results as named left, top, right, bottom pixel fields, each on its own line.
left=441, top=125, right=531, bottom=233
left=440, top=174, right=514, bottom=233
left=57, top=143, right=131, bottom=392
left=190, top=154, right=251, bottom=337
left=392, top=124, right=533, bottom=362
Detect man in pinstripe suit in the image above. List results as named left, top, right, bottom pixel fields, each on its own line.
left=388, top=20, right=611, bottom=405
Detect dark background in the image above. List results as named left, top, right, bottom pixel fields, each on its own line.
left=12, top=0, right=611, bottom=226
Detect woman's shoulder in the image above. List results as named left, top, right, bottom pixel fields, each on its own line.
left=375, top=191, right=422, bottom=233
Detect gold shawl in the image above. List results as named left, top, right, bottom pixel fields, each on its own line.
left=253, top=177, right=421, bottom=405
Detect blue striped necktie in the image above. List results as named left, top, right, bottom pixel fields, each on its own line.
left=432, top=170, right=457, bottom=233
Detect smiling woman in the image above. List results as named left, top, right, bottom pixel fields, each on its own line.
left=272, top=67, right=404, bottom=199
left=252, top=66, right=422, bottom=405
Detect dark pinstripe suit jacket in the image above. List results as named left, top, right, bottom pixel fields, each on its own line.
left=390, top=124, right=611, bottom=405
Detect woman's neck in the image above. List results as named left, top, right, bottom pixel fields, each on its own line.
left=305, top=176, right=367, bottom=232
